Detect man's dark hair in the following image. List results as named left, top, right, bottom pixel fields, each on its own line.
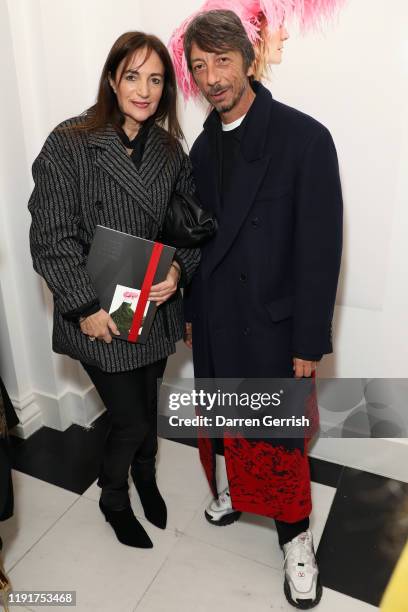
left=184, top=10, right=255, bottom=74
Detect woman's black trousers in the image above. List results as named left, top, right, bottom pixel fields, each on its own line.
left=81, top=358, right=167, bottom=510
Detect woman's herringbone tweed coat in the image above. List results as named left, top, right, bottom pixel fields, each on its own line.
left=28, top=116, right=200, bottom=372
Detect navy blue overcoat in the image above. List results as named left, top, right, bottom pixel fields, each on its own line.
left=186, top=81, right=342, bottom=377
left=184, top=81, right=343, bottom=520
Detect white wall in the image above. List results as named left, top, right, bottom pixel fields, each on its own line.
left=1, top=0, right=407, bottom=478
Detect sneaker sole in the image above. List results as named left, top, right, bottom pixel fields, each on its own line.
left=283, top=576, right=322, bottom=610
left=204, top=510, right=242, bottom=526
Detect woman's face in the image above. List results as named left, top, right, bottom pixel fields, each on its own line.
left=109, top=47, right=165, bottom=135
left=266, top=25, right=290, bottom=65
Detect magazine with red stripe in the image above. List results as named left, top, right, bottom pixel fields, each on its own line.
left=86, top=225, right=176, bottom=344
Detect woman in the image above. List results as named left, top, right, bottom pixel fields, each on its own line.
left=169, top=0, right=344, bottom=100
left=1, top=376, right=19, bottom=609
left=251, top=12, right=289, bottom=79
left=28, top=32, right=200, bottom=549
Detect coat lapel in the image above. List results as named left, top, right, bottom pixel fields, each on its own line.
left=204, top=156, right=270, bottom=275
left=137, top=126, right=169, bottom=189
left=88, top=125, right=168, bottom=223
left=202, top=111, right=222, bottom=217
left=204, top=82, right=274, bottom=276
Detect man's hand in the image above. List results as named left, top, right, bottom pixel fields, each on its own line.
left=184, top=322, right=193, bottom=349
left=293, top=358, right=317, bottom=378
left=149, top=262, right=180, bottom=306
left=80, top=309, right=120, bottom=344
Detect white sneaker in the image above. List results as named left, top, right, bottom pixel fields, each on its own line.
left=282, top=529, right=322, bottom=609
left=204, top=487, right=241, bottom=526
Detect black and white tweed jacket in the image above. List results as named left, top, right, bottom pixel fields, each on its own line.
left=28, top=116, right=200, bottom=372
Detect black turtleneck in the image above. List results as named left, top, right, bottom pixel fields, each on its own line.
left=117, top=119, right=152, bottom=169
left=220, top=120, right=246, bottom=198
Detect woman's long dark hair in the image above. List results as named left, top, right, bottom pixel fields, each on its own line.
left=70, top=31, right=183, bottom=146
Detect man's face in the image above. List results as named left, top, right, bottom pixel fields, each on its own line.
left=190, top=42, right=253, bottom=114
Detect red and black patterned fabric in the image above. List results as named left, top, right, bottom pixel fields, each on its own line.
left=197, top=378, right=319, bottom=522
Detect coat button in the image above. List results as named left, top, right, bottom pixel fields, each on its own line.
left=243, top=327, right=250, bottom=335
left=95, top=200, right=103, bottom=209
left=240, top=272, right=247, bottom=282
left=251, top=217, right=259, bottom=227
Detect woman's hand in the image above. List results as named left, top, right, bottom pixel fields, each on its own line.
left=149, top=262, right=181, bottom=306
left=79, top=309, right=120, bottom=343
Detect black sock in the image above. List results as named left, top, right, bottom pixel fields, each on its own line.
left=275, top=516, right=310, bottom=547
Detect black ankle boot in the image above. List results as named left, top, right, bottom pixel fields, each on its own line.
left=131, top=462, right=167, bottom=530
left=99, top=500, right=153, bottom=548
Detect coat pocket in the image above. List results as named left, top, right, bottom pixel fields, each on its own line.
left=265, top=295, right=294, bottom=322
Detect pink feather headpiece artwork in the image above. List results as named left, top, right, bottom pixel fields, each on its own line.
left=169, top=0, right=346, bottom=100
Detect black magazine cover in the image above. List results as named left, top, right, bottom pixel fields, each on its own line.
left=86, top=226, right=175, bottom=344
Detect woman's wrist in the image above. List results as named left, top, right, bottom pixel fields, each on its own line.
left=79, top=308, right=102, bottom=325
left=170, top=261, right=181, bottom=283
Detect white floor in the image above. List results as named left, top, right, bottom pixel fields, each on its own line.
left=1, top=439, right=379, bottom=612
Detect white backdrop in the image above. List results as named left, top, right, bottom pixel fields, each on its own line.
left=1, top=0, right=407, bottom=476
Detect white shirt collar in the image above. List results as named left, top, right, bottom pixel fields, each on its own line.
left=221, top=113, right=246, bottom=132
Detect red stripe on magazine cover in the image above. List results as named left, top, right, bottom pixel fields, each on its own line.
left=127, top=241, right=164, bottom=342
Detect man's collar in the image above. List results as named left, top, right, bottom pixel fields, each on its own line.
left=221, top=113, right=246, bottom=132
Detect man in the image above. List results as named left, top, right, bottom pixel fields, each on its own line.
left=182, top=10, right=343, bottom=609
